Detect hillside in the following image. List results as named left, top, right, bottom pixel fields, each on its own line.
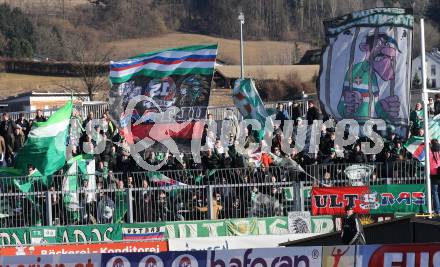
left=0, top=73, right=84, bottom=96
left=105, top=33, right=311, bottom=65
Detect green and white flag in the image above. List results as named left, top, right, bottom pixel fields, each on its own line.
left=233, top=79, right=273, bottom=140
left=63, top=154, right=96, bottom=222
left=63, top=160, right=80, bottom=217
left=429, top=114, right=440, bottom=140
left=15, top=101, right=73, bottom=176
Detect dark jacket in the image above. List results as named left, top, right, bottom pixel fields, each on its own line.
left=0, top=120, right=17, bottom=160
left=15, top=118, right=30, bottom=136
left=291, top=106, right=302, bottom=125
left=341, top=213, right=366, bottom=245
left=306, top=107, right=320, bottom=125
left=435, top=99, right=440, bottom=115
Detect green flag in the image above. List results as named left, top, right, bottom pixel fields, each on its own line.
left=13, top=168, right=43, bottom=204
left=233, top=79, right=273, bottom=140
left=64, top=154, right=97, bottom=222
left=63, top=160, right=80, bottom=222
left=195, top=169, right=216, bottom=184
left=14, top=101, right=73, bottom=176
left=13, top=169, right=44, bottom=225
left=113, top=190, right=127, bottom=223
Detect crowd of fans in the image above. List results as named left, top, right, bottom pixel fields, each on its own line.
left=0, top=98, right=434, bottom=226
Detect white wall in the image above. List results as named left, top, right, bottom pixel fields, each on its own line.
left=412, top=54, right=440, bottom=89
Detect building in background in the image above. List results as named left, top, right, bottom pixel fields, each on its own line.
left=412, top=48, right=440, bottom=89
left=0, top=91, right=90, bottom=112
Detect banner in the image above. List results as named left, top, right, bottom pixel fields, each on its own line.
left=357, top=243, right=440, bottom=267
left=0, top=227, right=29, bottom=246
left=369, top=184, right=427, bottom=214
left=0, top=241, right=168, bottom=256
left=0, top=217, right=288, bottom=246
left=319, top=8, right=413, bottom=127
left=288, top=211, right=312, bottom=233
left=312, top=186, right=370, bottom=215
left=108, top=44, right=218, bottom=152
left=123, top=217, right=290, bottom=239
left=168, top=234, right=318, bottom=251
left=56, top=224, right=122, bottom=244
left=311, top=184, right=427, bottom=215
left=102, top=251, right=207, bottom=267
left=311, top=216, right=335, bottom=234
left=209, top=247, right=322, bottom=267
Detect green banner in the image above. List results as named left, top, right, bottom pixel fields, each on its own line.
left=310, top=216, right=334, bottom=234
left=56, top=224, right=122, bottom=243
left=368, top=184, right=427, bottom=214
left=0, top=227, right=29, bottom=246
left=0, top=216, right=291, bottom=245
left=123, top=216, right=290, bottom=238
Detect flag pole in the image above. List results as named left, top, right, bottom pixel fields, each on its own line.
left=420, top=18, right=433, bottom=217
left=238, top=12, right=245, bottom=79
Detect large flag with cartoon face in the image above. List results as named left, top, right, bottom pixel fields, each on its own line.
left=319, top=8, right=413, bottom=127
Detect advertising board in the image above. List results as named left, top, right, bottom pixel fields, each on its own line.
left=322, top=245, right=356, bottom=267
left=102, top=251, right=207, bottom=267
left=168, top=234, right=318, bottom=251
left=357, top=243, right=440, bottom=267
left=0, top=241, right=168, bottom=256
left=0, top=254, right=101, bottom=267
left=208, top=247, right=322, bottom=267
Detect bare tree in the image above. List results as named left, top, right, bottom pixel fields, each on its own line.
left=66, top=33, right=113, bottom=101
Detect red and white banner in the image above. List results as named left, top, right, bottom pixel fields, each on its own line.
left=311, top=186, right=370, bottom=215
left=0, top=241, right=168, bottom=256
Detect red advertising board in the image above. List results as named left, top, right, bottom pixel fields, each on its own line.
left=359, top=243, right=440, bottom=267
left=0, top=241, right=168, bottom=256
left=311, top=186, right=370, bottom=215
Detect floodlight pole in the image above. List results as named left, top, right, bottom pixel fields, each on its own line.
left=238, top=12, right=245, bottom=79
left=420, top=18, right=433, bottom=217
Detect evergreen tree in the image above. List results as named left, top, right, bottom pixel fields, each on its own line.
left=0, top=4, right=35, bottom=58
left=426, top=0, right=440, bottom=26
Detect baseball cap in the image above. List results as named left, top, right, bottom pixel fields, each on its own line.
left=345, top=205, right=353, bottom=212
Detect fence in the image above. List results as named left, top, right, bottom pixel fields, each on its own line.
left=4, top=88, right=429, bottom=122
left=6, top=102, right=108, bottom=121
left=302, top=161, right=424, bottom=187
left=0, top=162, right=424, bottom=228
left=5, top=99, right=311, bottom=122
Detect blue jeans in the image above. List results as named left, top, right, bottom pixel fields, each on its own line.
left=432, top=183, right=440, bottom=213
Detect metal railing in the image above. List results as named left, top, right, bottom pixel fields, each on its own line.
left=0, top=179, right=300, bottom=227
left=4, top=99, right=311, bottom=122
left=0, top=162, right=424, bottom=227
left=302, top=161, right=424, bottom=187
left=3, top=88, right=429, bottom=123
left=6, top=102, right=108, bottom=121
left=206, top=99, right=309, bottom=121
